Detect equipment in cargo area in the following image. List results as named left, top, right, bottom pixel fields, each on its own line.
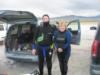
left=7, top=24, right=34, bottom=52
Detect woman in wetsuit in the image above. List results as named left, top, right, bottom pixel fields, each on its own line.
left=54, top=21, right=72, bottom=75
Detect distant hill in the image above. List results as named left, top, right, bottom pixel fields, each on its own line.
left=50, top=15, right=100, bottom=22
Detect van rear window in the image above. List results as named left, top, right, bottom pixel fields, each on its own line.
left=96, top=25, right=100, bottom=41
left=0, top=25, right=4, bottom=31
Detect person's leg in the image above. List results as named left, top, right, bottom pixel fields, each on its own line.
left=63, top=53, right=70, bottom=75
left=37, top=48, right=44, bottom=75
left=57, top=52, right=65, bottom=75
left=46, top=48, right=52, bottom=75
left=64, top=57, right=70, bottom=75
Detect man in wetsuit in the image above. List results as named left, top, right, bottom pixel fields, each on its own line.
left=32, top=14, right=56, bottom=75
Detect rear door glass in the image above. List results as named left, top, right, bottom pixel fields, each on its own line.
left=96, top=25, right=100, bottom=41
left=0, top=24, right=4, bottom=31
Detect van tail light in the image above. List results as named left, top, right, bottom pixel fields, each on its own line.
left=92, top=40, right=99, bottom=57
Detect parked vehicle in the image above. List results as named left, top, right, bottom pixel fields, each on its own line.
left=90, top=26, right=97, bottom=30
left=90, top=24, right=100, bottom=75
left=0, top=22, right=7, bottom=43
left=0, top=10, right=38, bottom=62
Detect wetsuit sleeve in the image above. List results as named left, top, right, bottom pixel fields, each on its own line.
left=51, top=25, right=57, bottom=48
left=63, top=30, right=72, bottom=49
left=32, top=26, right=39, bottom=49
left=53, top=25, right=57, bottom=32
left=54, top=41, right=58, bottom=49
left=53, top=31, right=58, bottom=49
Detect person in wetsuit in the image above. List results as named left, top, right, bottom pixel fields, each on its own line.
left=32, top=14, right=56, bottom=75
left=18, top=26, right=33, bottom=51
left=54, top=21, right=72, bottom=75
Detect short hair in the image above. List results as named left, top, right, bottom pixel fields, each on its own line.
left=42, top=14, right=50, bottom=19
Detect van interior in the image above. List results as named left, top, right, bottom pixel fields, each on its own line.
left=6, top=23, right=35, bottom=53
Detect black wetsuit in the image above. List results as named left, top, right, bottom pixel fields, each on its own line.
left=32, top=22, right=56, bottom=75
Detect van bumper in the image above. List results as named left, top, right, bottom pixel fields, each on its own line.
left=90, top=64, right=100, bottom=75
left=5, top=53, right=38, bottom=62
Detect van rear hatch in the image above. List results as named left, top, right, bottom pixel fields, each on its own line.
left=0, top=10, right=37, bottom=24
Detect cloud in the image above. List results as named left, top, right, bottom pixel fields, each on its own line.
left=66, top=0, right=100, bottom=10
left=0, top=0, right=67, bottom=17
left=0, top=0, right=99, bottom=17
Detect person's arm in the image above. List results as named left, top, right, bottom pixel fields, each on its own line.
left=52, top=25, right=57, bottom=48
left=53, top=31, right=59, bottom=49
left=63, top=30, right=72, bottom=49
left=32, top=26, right=39, bottom=55
left=32, top=26, right=40, bottom=49
left=54, top=42, right=58, bottom=49
left=52, top=25, right=57, bottom=32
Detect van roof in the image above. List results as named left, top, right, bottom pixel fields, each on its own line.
left=0, top=10, right=37, bottom=23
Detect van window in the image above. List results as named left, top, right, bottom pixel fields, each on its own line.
left=10, top=25, right=18, bottom=35
left=67, top=22, right=78, bottom=31
left=0, top=24, right=4, bottom=31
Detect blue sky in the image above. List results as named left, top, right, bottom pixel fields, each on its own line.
left=0, top=0, right=100, bottom=17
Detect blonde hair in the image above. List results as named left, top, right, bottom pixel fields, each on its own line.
left=56, top=21, right=68, bottom=27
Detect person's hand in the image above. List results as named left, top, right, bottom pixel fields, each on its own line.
left=58, top=48, right=63, bottom=52
left=32, top=49, right=36, bottom=55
